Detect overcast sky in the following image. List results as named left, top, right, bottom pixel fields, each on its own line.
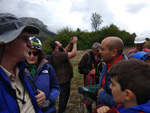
left=1, top=0, right=150, bottom=37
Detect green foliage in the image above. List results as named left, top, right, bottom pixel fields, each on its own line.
left=42, top=24, right=136, bottom=55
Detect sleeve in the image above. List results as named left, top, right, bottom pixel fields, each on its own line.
left=78, top=53, right=90, bottom=75
left=93, top=105, right=119, bottom=113
left=98, top=90, right=117, bottom=108
left=47, top=64, right=60, bottom=105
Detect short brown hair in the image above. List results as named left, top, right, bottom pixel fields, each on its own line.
left=109, top=59, right=150, bottom=105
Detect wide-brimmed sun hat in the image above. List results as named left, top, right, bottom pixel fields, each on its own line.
left=0, top=13, right=39, bottom=44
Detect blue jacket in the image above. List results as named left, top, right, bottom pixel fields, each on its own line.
left=0, top=61, right=42, bottom=113
left=25, top=60, right=60, bottom=113
left=98, top=54, right=127, bottom=108
left=117, top=100, right=150, bottom=113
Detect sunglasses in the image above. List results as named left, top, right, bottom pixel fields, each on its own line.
left=18, top=36, right=29, bottom=43
left=28, top=51, right=39, bottom=56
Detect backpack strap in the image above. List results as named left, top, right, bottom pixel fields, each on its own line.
left=86, top=52, right=90, bottom=64
left=25, top=73, right=38, bottom=95
left=47, top=64, right=52, bottom=89
left=48, top=51, right=60, bottom=69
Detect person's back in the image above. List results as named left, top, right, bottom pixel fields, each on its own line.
left=0, top=13, right=42, bottom=112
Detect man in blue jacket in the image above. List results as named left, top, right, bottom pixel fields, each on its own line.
left=97, top=36, right=127, bottom=108
left=0, top=13, right=43, bottom=112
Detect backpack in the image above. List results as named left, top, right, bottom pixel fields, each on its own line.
left=45, top=52, right=59, bottom=70
left=85, top=71, right=96, bottom=86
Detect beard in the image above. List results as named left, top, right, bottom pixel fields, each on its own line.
left=59, top=46, right=65, bottom=52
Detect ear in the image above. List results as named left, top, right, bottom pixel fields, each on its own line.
left=124, top=89, right=135, bottom=101
left=111, top=49, right=117, bottom=57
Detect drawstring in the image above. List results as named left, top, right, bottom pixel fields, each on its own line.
left=0, top=44, right=6, bottom=64
left=16, top=87, right=26, bottom=104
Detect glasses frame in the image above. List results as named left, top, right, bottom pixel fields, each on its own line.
left=28, top=51, right=39, bottom=56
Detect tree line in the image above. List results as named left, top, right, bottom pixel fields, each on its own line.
left=42, top=23, right=136, bottom=55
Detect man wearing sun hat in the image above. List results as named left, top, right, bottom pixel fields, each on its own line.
left=0, top=13, right=43, bottom=113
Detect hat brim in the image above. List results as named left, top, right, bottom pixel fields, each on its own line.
left=0, top=25, right=39, bottom=44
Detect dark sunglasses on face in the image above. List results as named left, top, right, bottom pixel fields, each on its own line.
left=28, top=51, right=39, bottom=56
left=18, top=35, right=29, bottom=43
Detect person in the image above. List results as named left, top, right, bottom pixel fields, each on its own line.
left=95, top=59, right=150, bottom=113
left=0, top=13, right=43, bottom=112
left=127, top=35, right=150, bottom=59
left=25, top=37, right=60, bottom=113
left=49, top=37, right=78, bottom=113
left=78, top=42, right=102, bottom=113
left=97, top=36, right=127, bottom=108
left=133, top=51, right=150, bottom=64
left=78, top=42, right=102, bottom=85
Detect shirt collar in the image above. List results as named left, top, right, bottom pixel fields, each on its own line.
left=0, top=65, right=19, bottom=82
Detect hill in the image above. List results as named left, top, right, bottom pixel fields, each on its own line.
left=20, top=17, right=57, bottom=42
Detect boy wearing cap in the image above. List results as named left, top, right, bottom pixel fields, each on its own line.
left=95, top=59, right=150, bottom=113
left=127, top=36, right=150, bottom=59
left=0, top=13, right=43, bottom=112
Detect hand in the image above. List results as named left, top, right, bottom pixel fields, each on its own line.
left=91, top=69, right=96, bottom=75
left=97, top=106, right=110, bottom=113
left=35, top=89, right=46, bottom=107
left=72, top=36, right=78, bottom=43
left=97, top=88, right=104, bottom=97
left=41, top=100, right=51, bottom=111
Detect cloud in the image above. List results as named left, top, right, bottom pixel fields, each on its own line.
left=0, top=0, right=150, bottom=37
left=126, top=3, right=148, bottom=14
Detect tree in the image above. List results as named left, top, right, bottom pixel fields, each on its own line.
left=91, top=12, right=103, bottom=31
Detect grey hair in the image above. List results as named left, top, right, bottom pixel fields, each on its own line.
left=92, top=42, right=100, bottom=50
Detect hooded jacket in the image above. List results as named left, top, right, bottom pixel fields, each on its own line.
left=0, top=61, right=42, bottom=113
left=25, top=59, right=60, bottom=113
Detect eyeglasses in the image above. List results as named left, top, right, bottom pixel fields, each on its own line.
left=18, top=35, right=29, bottom=43
left=28, top=51, right=39, bottom=56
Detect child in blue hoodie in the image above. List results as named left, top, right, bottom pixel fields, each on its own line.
left=94, top=59, right=150, bottom=113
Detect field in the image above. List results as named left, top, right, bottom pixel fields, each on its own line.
left=55, top=46, right=134, bottom=113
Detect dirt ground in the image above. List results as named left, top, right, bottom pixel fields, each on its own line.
left=55, top=46, right=134, bottom=113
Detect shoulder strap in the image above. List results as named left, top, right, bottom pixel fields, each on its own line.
left=47, top=64, right=51, bottom=88
left=86, top=52, right=90, bottom=64
left=49, top=51, right=60, bottom=69
left=25, top=74, right=37, bottom=95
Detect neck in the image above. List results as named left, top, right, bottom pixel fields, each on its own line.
left=1, top=54, right=17, bottom=75
left=123, top=100, right=138, bottom=108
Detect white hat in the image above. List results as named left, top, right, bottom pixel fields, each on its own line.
left=0, top=13, right=39, bottom=44
left=134, top=36, right=146, bottom=44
